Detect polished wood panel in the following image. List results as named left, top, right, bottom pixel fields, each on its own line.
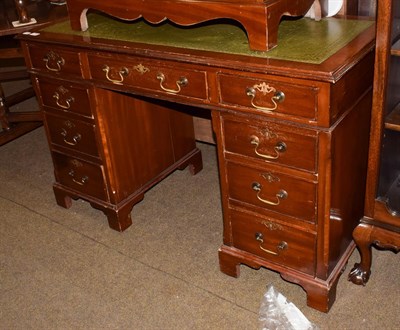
left=28, top=44, right=82, bottom=77
left=52, top=151, right=108, bottom=200
left=37, top=78, right=93, bottom=118
left=226, top=161, right=317, bottom=222
left=88, top=54, right=208, bottom=100
left=230, top=209, right=316, bottom=275
left=218, top=73, right=318, bottom=121
left=45, top=112, right=99, bottom=157
left=222, top=114, right=318, bottom=172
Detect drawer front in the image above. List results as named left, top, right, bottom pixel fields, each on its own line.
left=88, top=54, right=208, bottom=100
left=223, top=117, right=317, bottom=172
left=230, top=210, right=316, bottom=275
left=52, top=152, right=108, bottom=201
left=227, top=162, right=317, bottom=222
left=37, top=79, right=93, bottom=118
left=28, top=44, right=82, bottom=76
left=218, top=73, right=317, bottom=120
left=46, top=113, right=99, bottom=157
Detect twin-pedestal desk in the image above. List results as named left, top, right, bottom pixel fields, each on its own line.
left=20, top=15, right=375, bottom=312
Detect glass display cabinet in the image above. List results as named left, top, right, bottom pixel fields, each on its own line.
left=349, top=0, right=400, bottom=285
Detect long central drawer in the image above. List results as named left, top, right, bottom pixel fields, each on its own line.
left=88, top=53, right=208, bottom=100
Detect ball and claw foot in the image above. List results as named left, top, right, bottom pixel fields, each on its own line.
left=348, top=263, right=371, bottom=286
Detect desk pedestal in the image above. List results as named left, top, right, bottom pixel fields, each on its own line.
left=39, top=84, right=203, bottom=231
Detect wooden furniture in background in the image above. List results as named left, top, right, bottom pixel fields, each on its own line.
left=356, top=0, right=376, bottom=16
left=341, top=0, right=376, bottom=16
left=348, top=0, right=400, bottom=286
left=19, top=15, right=375, bottom=311
left=0, top=0, right=67, bottom=146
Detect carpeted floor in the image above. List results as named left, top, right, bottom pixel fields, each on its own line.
left=0, top=80, right=399, bottom=329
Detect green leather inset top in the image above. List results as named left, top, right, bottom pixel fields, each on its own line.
left=42, top=14, right=373, bottom=64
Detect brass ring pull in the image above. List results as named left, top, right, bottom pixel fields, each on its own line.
left=61, top=129, right=81, bottom=146
left=102, top=65, right=129, bottom=84
left=53, top=92, right=74, bottom=109
left=68, top=170, right=88, bottom=185
left=246, top=87, right=285, bottom=112
left=156, top=72, right=188, bottom=94
left=255, top=232, right=288, bottom=255
left=250, top=135, right=286, bottom=160
left=43, top=55, right=65, bottom=72
left=252, top=182, right=288, bottom=206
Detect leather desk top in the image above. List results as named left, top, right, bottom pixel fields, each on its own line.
left=41, top=13, right=373, bottom=64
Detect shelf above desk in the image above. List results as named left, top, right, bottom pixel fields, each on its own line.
left=64, top=0, right=315, bottom=51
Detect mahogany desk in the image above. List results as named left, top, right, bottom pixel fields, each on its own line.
left=19, top=15, right=375, bottom=312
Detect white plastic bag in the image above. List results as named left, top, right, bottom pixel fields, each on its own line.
left=258, top=285, right=319, bottom=330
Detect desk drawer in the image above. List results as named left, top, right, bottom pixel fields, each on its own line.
left=227, top=162, right=317, bottom=222
left=218, top=73, right=318, bottom=120
left=28, top=44, right=82, bottom=77
left=52, top=152, right=108, bottom=201
left=88, top=54, right=208, bottom=100
left=222, top=116, right=317, bottom=172
left=37, top=79, right=93, bottom=119
left=230, top=209, right=316, bottom=275
left=46, top=113, right=99, bottom=157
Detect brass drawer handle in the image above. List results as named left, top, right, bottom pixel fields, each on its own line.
left=43, top=53, right=65, bottom=72
left=61, top=128, right=81, bottom=146
left=156, top=72, right=188, bottom=94
left=53, top=92, right=74, bottom=109
left=250, top=135, right=286, bottom=160
left=102, top=65, right=129, bottom=84
left=255, top=232, right=288, bottom=255
left=246, top=84, right=285, bottom=112
left=252, top=182, right=288, bottom=206
left=68, top=169, right=89, bottom=185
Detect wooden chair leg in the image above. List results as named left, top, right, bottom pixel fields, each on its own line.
left=0, top=81, right=42, bottom=146
left=0, top=85, right=12, bottom=131
left=0, top=121, right=42, bottom=146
